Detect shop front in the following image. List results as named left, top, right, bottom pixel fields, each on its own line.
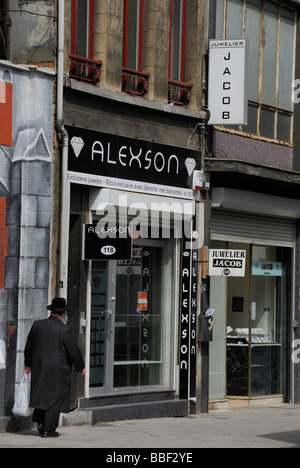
left=209, top=189, right=296, bottom=406
left=65, top=124, right=202, bottom=412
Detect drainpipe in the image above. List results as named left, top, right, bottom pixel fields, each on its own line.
left=56, top=0, right=70, bottom=301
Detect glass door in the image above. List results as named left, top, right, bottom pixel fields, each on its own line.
left=226, top=243, right=283, bottom=397
left=250, top=246, right=282, bottom=396
left=114, top=243, right=165, bottom=389
left=89, top=261, right=116, bottom=392
left=89, top=241, right=167, bottom=394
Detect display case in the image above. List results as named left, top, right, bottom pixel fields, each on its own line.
left=227, top=328, right=281, bottom=396
left=227, top=327, right=273, bottom=344
left=224, top=246, right=283, bottom=397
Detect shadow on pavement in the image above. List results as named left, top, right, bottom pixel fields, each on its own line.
left=258, top=430, right=300, bottom=448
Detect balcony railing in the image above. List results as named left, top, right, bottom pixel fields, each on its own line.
left=168, top=79, right=193, bottom=106
left=69, top=54, right=102, bottom=85
left=122, top=68, right=150, bottom=97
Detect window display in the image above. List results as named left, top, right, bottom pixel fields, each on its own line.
left=226, top=245, right=282, bottom=397
left=210, top=242, right=285, bottom=399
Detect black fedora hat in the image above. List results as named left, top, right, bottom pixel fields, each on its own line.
left=47, top=298, right=68, bottom=313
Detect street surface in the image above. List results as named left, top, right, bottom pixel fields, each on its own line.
left=1, top=405, right=300, bottom=449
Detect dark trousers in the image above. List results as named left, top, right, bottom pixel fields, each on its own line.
left=32, top=388, right=68, bottom=432
left=32, top=408, right=60, bottom=433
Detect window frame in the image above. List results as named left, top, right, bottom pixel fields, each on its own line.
left=214, top=0, right=296, bottom=147
left=168, top=0, right=193, bottom=106
left=123, top=0, right=144, bottom=72
left=122, top=0, right=150, bottom=97
left=169, top=0, right=187, bottom=83
left=70, top=0, right=95, bottom=60
left=69, top=0, right=102, bottom=85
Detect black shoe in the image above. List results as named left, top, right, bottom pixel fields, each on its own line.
left=39, top=430, right=60, bottom=438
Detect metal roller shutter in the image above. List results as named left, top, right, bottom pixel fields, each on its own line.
left=211, top=210, right=295, bottom=248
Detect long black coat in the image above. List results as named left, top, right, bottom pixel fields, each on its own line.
left=24, top=316, right=85, bottom=412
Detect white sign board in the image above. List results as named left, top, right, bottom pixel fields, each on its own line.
left=209, top=250, right=246, bottom=277
left=208, top=39, right=249, bottom=126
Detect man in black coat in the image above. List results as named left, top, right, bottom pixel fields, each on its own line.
left=24, top=298, right=86, bottom=438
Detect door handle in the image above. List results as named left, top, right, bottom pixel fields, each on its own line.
left=107, top=310, right=113, bottom=336
left=100, top=310, right=113, bottom=335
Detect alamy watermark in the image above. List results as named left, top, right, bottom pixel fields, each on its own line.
left=94, top=194, right=202, bottom=249
left=292, top=80, right=300, bottom=104
left=292, top=340, right=300, bottom=364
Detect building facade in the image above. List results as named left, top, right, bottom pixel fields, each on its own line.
left=61, top=0, right=300, bottom=416
left=207, top=0, right=300, bottom=407
left=2, top=0, right=300, bottom=431
left=61, top=0, right=208, bottom=419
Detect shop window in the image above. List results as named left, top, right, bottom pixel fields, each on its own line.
left=168, top=0, right=192, bottom=106
left=215, top=0, right=295, bottom=145
left=69, top=0, right=102, bottom=85
left=122, top=0, right=150, bottom=96
left=210, top=241, right=290, bottom=400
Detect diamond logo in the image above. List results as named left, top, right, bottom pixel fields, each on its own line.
left=70, top=136, right=85, bottom=158
left=185, top=158, right=197, bottom=176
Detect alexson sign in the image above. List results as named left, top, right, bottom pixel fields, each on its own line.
left=208, top=39, right=249, bottom=126
left=66, top=126, right=200, bottom=200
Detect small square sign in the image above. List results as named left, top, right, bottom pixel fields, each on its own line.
left=83, top=224, right=132, bottom=261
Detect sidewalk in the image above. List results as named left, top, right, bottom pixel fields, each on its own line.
left=1, top=405, right=300, bottom=449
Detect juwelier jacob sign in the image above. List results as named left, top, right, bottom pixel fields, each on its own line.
left=208, top=39, right=249, bottom=126
left=66, top=126, right=201, bottom=200
left=209, top=249, right=246, bottom=277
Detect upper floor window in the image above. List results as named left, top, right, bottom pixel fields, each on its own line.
left=122, top=0, right=150, bottom=96
left=70, top=0, right=94, bottom=59
left=169, top=0, right=186, bottom=82
left=215, top=0, right=296, bottom=145
left=168, top=0, right=192, bottom=106
left=123, top=0, right=144, bottom=71
left=70, top=0, right=102, bottom=85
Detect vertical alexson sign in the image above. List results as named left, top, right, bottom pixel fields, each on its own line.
left=208, top=39, right=249, bottom=126
left=179, top=224, right=198, bottom=400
